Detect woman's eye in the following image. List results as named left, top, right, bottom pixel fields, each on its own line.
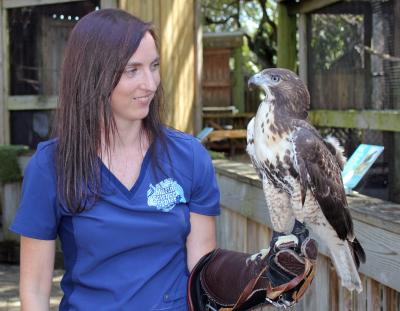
left=151, top=62, right=160, bottom=71
left=124, top=68, right=137, bottom=77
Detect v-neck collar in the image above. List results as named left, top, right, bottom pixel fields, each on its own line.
left=100, top=146, right=153, bottom=199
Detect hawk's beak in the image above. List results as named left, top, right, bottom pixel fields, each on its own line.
left=248, top=74, right=261, bottom=90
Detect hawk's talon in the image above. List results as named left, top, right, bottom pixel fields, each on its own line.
left=265, top=295, right=296, bottom=309
left=274, top=234, right=299, bottom=251
left=246, top=248, right=270, bottom=264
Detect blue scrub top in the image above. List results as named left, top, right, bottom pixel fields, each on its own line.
left=10, top=128, right=220, bottom=311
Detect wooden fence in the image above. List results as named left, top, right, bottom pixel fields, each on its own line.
left=214, top=159, right=400, bottom=311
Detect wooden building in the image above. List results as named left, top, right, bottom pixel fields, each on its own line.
left=0, top=0, right=201, bottom=149
left=202, top=31, right=245, bottom=113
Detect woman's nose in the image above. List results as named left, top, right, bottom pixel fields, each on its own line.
left=142, top=69, right=158, bottom=91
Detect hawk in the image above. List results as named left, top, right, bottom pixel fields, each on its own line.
left=246, top=68, right=366, bottom=292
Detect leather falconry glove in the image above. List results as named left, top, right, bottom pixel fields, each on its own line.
left=187, top=220, right=317, bottom=310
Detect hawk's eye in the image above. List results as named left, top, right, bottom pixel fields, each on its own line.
left=271, top=75, right=280, bottom=83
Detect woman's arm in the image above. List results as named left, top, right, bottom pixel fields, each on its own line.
left=20, top=236, right=55, bottom=311
left=186, top=212, right=216, bottom=272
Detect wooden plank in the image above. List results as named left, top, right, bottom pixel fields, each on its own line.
left=366, top=278, right=381, bottom=311
left=385, top=287, right=399, bottom=311
left=343, top=195, right=400, bottom=236
left=347, top=222, right=397, bottom=293
left=355, top=274, right=367, bottom=310
left=202, top=49, right=231, bottom=108
left=330, top=262, right=339, bottom=311
left=214, top=160, right=400, bottom=292
left=100, top=0, right=117, bottom=9
left=169, top=0, right=179, bottom=129
left=3, top=0, right=83, bottom=8
left=159, top=0, right=171, bottom=125
left=207, top=129, right=247, bottom=141
left=232, top=46, right=245, bottom=113
left=298, top=14, right=308, bottom=85
left=217, top=206, right=247, bottom=252
left=390, top=0, right=400, bottom=205
left=179, top=0, right=195, bottom=133
left=287, top=0, right=341, bottom=14
left=203, top=112, right=254, bottom=119
left=40, top=18, right=73, bottom=96
left=363, top=6, right=372, bottom=109
left=193, top=0, right=202, bottom=134
left=152, top=0, right=161, bottom=35
left=1, top=8, right=10, bottom=144
left=120, top=0, right=139, bottom=15
left=142, top=0, right=153, bottom=22
left=0, top=4, right=6, bottom=144
left=309, top=109, right=400, bottom=132
left=246, top=220, right=271, bottom=254
left=203, top=31, right=244, bottom=49
left=338, top=287, right=352, bottom=311
left=277, top=2, right=297, bottom=71
left=152, top=0, right=196, bottom=132
left=7, top=95, right=58, bottom=110
left=300, top=255, right=331, bottom=310
left=202, top=82, right=231, bottom=88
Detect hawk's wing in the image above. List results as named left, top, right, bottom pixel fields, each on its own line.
left=293, top=125, right=354, bottom=241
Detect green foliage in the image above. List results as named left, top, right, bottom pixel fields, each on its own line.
left=202, top=0, right=278, bottom=71
left=0, top=145, right=29, bottom=183
left=311, top=14, right=364, bottom=71
left=208, top=150, right=226, bottom=160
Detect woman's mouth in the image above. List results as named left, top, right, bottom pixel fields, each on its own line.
left=133, top=94, right=152, bottom=100
left=132, top=94, right=153, bottom=105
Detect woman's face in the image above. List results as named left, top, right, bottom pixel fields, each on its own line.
left=110, top=32, right=160, bottom=126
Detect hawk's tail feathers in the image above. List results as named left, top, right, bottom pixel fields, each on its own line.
left=350, top=238, right=366, bottom=269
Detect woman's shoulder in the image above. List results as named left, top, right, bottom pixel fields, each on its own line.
left=161, top=127, right=210, bottom=160
left=162, top=127, right=206, bottom=152
left=163, top=127, right=196, bottom=142
left=29, top=138, right=58, bottom=171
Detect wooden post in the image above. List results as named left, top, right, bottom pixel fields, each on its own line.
left=233, top=45, right=244, bottom=113
left=0, top=5, right=10, bottom=144
left=100, top=0, right=117, bottom=9
left=277, top=2, right=297, bottom=71
left=298, top=13, right=308, bottom=85
left=122, top=0, right=197, bottom=133
left=389, top=0, right=400, bottom=203
left=193, top=0, right=203, bottom=134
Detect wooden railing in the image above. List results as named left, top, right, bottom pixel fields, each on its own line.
left=214, top=159, right=400, bottom=310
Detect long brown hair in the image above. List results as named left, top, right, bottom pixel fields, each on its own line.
left=54, top=9, right=165, bottom=213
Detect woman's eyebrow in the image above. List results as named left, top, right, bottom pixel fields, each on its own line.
left=126, top=57, right=160, bottom=67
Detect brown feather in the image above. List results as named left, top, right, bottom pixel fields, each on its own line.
left=294, top=127, right=353, bottom=241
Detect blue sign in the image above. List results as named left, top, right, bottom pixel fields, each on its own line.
left=196, top=127, right=214, bottom=142
left=342, top=144, right=384, bottom=190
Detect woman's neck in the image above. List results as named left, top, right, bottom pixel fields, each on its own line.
left=101, top=120, right=149, bottom=156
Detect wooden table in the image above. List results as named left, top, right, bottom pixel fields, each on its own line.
left=205, top=129, right=247, bottom=155
left=206, top=129, right=247, bottom=142
left=203, top=113, right=254, bottom=130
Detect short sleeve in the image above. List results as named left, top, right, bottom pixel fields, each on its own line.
left=189, top=140, right=220, bottom=216
left=9, top=147, right=59, bottom=240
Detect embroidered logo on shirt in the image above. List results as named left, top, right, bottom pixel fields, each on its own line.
left=147, top=178, right=187, bottom=212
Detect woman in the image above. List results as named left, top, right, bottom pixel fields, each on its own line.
left=11, top=9, right=316, bottom=311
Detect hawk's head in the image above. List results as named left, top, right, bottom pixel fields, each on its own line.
left=248, top=68, right=310, bottom=120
